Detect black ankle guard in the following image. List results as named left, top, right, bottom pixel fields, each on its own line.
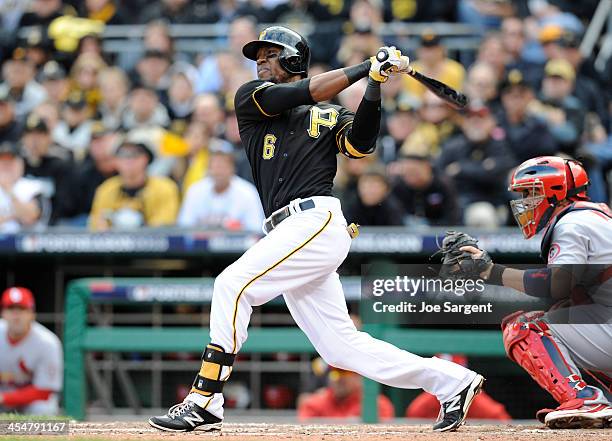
left=191, top=344, right=235, bottom=395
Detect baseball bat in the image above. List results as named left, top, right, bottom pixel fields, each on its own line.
left=405, top=68, right=469, bottom=110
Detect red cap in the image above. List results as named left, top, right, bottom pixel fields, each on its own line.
left=1, top=287, right=35, bottom=310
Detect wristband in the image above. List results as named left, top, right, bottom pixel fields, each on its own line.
left=364, top=77, right=381, bottom=101
left=486, top=264, right=506, bottom=286
left=344, top=61, right=371, bottom=85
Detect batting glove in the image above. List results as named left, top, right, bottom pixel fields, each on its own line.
left=369, top=46, right=408, bottom=82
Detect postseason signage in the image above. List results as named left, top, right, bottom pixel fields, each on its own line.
left=1, top=228, right=538, bottom=255
left=88, top=277, right=363, bottom=303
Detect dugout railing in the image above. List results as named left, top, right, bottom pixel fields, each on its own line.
left=63, top=277, right=505, bottom=422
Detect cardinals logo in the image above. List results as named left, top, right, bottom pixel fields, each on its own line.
left=548, top=243, right=561, bottom=263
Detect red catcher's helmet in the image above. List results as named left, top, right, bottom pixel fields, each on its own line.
left=508, top=156, right=589, bottom=238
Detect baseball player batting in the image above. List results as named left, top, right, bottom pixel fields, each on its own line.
left=439, top=156, right=612, bottom=429
left=149, top=26, right=484, bottom=433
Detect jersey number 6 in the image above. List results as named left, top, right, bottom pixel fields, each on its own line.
left=262, top=134, right=277, bottom=160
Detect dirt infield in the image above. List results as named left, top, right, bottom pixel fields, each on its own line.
left=57, top=422, right=612, bottom=441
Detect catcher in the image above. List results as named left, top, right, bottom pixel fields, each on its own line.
left=439, top=156, right=612, bottom=429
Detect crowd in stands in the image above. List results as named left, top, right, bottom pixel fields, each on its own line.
left=0, top=0, right=610, bottom=233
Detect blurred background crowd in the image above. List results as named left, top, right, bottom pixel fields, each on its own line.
left=0, top=0, right=610, bottom=233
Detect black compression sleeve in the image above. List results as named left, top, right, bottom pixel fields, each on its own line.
left=343, top=60, right=371, bottom=85
left=256, top=78, right=316, bottom=115
left=346, top=78, right=381, bottom=152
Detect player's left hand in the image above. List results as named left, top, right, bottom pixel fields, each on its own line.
left=369, top=46, right=409, bottom=82
left=438, top=231, right=493, bottom=279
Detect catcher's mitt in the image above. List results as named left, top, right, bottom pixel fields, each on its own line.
left=437, top=231, right=492, bottom=279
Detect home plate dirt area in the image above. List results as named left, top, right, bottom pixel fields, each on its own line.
left=50, top=422, right=612, bottom=441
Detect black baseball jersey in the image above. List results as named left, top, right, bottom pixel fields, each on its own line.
left=235, top=79, right=355, bottom=217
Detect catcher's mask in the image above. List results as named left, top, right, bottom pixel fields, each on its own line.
left=508, top=156, right=589, bottom=239
left=242, top=26, right=310, bottom=78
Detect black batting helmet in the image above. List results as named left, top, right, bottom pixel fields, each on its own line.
left=242, top=26, right=310, bottom=77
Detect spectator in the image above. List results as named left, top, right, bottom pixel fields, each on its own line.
left=178, top=144, right=263, bottom=232
left=98, top=67, right=129, bottom=130
left=122, top=84, right=170, bottom=130
left=390, top=155, right=460, bottom=226
left=532, top=0, right=583, bottom=35
left=437, top=102, right=515, bottom=214
left=501, top=16, right=543, bottom=88
left=0, top=142, right=46, bottom=232
left=31, top=101, right=62, bottom=148
left=89, top=141, right=179, bottom=230
left=343, top=164, right=404, bottom=226
left=75, top=34, right=106, bottom=60
left=336, top=26, right=384, bottom=69
left=457, top=0, right=514, bottom=33
left=379, top=92, right=421, bottom=162
left=18, top=0, right=75, bottom=28
left=202, top=0, right=262, bottom=24
left=337, top=79, right=367, bottom=113
left=380, top=73, right=408, bottom=116
left=140, top=0, right=205, bottom=24
left=298, top=315, right=392, bottom=421
left=0, top=90, right=22, bottom=144
left=538, top=24, right=566, bottom=61
left=173, top=121, right=211, bottom=192
left=406, top=355, right=511, bottom=421
left=68, top=53, right=107, bottom=111
left=0, top=287, right=63, bottom=415
left=38, top=61, right=69, bottom=106
left=223, top=106, right=242, bottom=150
left=0, top=48, right=47, bottom=121
left=23, top=27, right=52, bottom=70
left=403, top=31, right=465, bottom=100
left=133, top=49, right=172, bottom=94
left=164, top=69, right=196, bottom=135
left=20, top=114, right=73, bottom=223
left=61, top=121, right=118, bottom=225
left=475, top=32, right=507, bottom=82
left=192, top=93, right=225, bottom=138
left=334, top=154, right=378, bottom=201
left=497, top=69, right=557, bottom=163
left=298, top=363, right=394, bottom=421
left=266, top=0, right=330, bottom=27
left=54, top=91, right=93, bottom=161
left=541, top=27, right=609, bottom=130
left=1, top=0, right=29, bottom=34
left=196, top=16, right=258, bottom=95
left=141, top=20, right=177, bottom=59
left=464, top=62, right=499, bottom=110
left=382, top=0, right=455, bottom=22
left=401, top=91, right=459, bottom=158
left=530, top=58, right=585, bottom=155
left=80, top=0, right=125, bottom=25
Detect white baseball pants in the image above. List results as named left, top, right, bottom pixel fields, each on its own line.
left=187, top=196, right=477, bottom=418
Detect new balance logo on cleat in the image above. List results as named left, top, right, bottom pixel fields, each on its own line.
left=149, top=401, right=222, bottom=432
left=433, top=374, right=485, bottom=432
left=444, top=395, right=462, bottom=413
left=183, top=412, right=205, bottom=428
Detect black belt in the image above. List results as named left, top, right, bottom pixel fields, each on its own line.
left=264, top=199, right=316, bottom=233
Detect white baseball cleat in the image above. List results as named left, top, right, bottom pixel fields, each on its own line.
left=545, top=403, right=612, bottom=429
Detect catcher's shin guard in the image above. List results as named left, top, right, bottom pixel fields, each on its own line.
left=190, top=343, right=235, bottom=397
left=501, top=311, right=594, bottom=405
